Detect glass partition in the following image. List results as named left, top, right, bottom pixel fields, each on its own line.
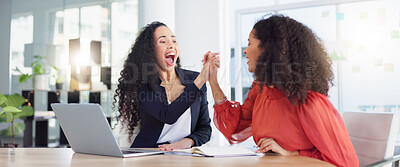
left=6, top=0, right=138, bottom=147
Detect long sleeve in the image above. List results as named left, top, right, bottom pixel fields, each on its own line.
left=298, top=92, right=359, bottom=167
left=139, top=82, right=201, bottom=124
left=213, top=83, right=260, bottom=144
left=186, top=85, right=212, bottom=146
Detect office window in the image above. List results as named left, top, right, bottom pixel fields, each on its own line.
left=64, top=8, right=80, bottom=40
left=53, top=11, right=65, bottom=45
left=338, top=1, right=400, bottom=114
left=47, top=1, right=138, bottom=88
left=10, top=15, right=34, bottom=75
left=279, top=5, right=339, bottom=108
left=7, top=0, right=138, bottom=146
left=81, top=6, right=103, bottom=41
left=111, top=1, right=139, bottom=87
left=232, top=0, right=400, bottom=112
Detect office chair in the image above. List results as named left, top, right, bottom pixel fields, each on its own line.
left=343, top=111, right=400, bottom=167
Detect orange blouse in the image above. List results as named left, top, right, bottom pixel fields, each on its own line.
left=213, top=83, right=358, bottom=167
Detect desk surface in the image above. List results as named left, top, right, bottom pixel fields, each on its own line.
left=1, top=148, right=334, bottom=167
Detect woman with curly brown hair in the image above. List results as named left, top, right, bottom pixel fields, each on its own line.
left=114, top=21, right=211, bottom=150
left=206, top=15, right=358, bottom=166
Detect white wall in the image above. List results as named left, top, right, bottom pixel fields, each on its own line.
left=175, top=0, right=229, bottom=146
left=175, top=0, right=220, bottom=72
left=0, top=0, right=12, bottom=94
left=138, top=0, right=175, bottom=32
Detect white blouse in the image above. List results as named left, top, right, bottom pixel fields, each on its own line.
left=157, top=101, right=191, bottom=144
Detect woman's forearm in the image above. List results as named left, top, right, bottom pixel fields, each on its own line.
left=194, top=77, right=206, bottom=90
left=209, top=81, right=226, bottom=105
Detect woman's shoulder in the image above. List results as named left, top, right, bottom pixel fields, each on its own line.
left=177, top=67, right=199, bottom=75
left=176, top=67, right=200, bottom=80
left=298, top=91, right=337, bottom=115
left=305, top=91, right=329, bottom=102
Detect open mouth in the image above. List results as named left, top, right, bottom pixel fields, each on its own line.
left=165, top=51, right=175, bottom=66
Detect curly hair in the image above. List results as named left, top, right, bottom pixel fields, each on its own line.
left=252, top=14, right=334, bottom=104
left=113, top=21, right=181, bottom=139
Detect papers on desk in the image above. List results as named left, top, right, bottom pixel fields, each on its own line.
left=167, top=146, right=258, bottom=157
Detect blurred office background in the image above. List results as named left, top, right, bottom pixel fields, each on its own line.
left=0, top=0, right=399, bottom=151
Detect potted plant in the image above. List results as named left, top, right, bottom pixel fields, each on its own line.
left=55, top=79, right=64, bottom=90
left=55, top=70, right=64, bottom=90
left=18, top=55, right=58, bottom=90
left=0, top=93, right=34, bottom=147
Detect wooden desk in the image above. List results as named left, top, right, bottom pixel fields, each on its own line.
left=0, top=148, right=334, bottom=167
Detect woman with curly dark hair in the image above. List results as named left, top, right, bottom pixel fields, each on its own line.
left=206, top=15, right=358, bottom=166
left=114, top=21, right=211, bottom=150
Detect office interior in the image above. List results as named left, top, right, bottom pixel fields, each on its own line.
left=0, top=0, right=400, bottom=160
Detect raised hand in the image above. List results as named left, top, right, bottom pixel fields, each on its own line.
left=203, top=51, right=225, bottom=105
left=209, top=54, right=219, bottom=84
left=194, top=51, right=219, bottom=89
left=202, top=51, right=220, bottom=67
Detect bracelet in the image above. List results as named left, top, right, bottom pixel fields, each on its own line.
left=214, top=96, right=227, bottom=105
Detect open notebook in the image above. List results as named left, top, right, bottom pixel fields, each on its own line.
left=168, top=146, right=258, bottom=157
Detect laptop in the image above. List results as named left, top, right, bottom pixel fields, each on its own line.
left=51, top=103, right=163, bottom=158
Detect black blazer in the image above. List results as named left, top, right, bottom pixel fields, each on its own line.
left=131, top=67, right=211, bottom=148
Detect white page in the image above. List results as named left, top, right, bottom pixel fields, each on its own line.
left=195, top=146, right=256, bottom=157
left=169, top=146, right=257, bottom=157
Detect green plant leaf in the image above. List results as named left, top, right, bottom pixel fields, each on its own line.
left=13, top=105, right=34, bottom=119
left=5, top=112, right=13, bottom=123
left=31, top=60, right=39, bottom=66
left=4, top=94, right=26, bottom=108
left=33, top=64, right=45, bottom=74
left=0, top=116, right=5, bottom=122
left=33, top=55, right=43, bottom=59
left=0, top=93, right=7, bottom=106
left=32, top=55, right=44, bottom=64
left=14, top=123, right=25, bottom=136
left=0, top=123, right=25, bottom=136
left=31, top=57, right=42, bottom=67
left=2, top=106, right=22, bottom=113
left=31, top=55, right=47, bottom=74
left=19, top=74, right=33, bottom=83
left=50, top=64, right=58, bottom=71
left=0, top=126, right=12, bottom=136
left=14, top=66, right=23, bottom=74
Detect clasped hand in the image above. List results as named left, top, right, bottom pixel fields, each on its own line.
left=193, top=51, right=220, bottom=89
left=200, top=51, right=220, bottom=82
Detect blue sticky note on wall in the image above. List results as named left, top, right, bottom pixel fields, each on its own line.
left=336, top=13, right=344, bottom=21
